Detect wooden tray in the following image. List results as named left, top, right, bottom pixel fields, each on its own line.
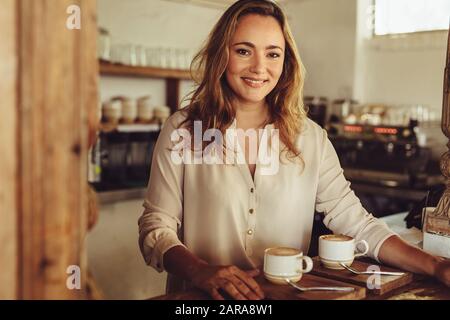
left=258, top=273, right=366, bottom=300
left=310, top=256, right=413, bottom=295
left=153, top=273, right=366, bottom=300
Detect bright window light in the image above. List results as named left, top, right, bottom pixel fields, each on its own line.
left=375, top=0, right=450, bottom=35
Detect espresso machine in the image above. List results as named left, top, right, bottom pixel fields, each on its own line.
left=322, top=102, right=448, bottom=217
left=327, top=120, right=444, bottom=189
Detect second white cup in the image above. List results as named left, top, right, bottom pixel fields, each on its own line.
left=263, top=247, right=313, bottom=285
left=319, top=234, right=369, bottom=270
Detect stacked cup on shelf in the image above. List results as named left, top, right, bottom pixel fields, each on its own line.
left=136, top=96, right=153, bottom=123
left=101, top=96, right=171, bottom=126
left=122, top=97, right=137, bottom=124
left=153, top=105, right=171, bottom=124
left=102, top=98, right=122, bottom=124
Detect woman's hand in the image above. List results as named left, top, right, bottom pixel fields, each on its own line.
left=433, top=258, right=450, bottom=287
left=190, top=264, right=265, bottom=300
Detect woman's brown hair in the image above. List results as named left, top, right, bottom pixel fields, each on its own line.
left=179, top=0, right=307, bottom=164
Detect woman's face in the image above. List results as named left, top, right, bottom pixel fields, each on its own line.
left=226, top=14, right=285, bottom=107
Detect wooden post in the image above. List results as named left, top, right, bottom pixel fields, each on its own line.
left=0, top=0, right=19, bottom=300
left=15, top=0, right=98, bottom=299
left=426, top=28, right=450, bottom=234
left=166, top=78, right=181, bottom=114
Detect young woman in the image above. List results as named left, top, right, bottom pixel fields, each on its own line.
left=138, top=0, right=449, bottom=300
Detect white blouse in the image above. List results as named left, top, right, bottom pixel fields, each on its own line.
left=138, top=111, right=396, bottom=290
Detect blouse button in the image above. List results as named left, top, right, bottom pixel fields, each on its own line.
left=247, top=229, right=253, bottom=235
left=250, top=188, right=254, bottom=193
left=249, top=209, right=254, bottom=214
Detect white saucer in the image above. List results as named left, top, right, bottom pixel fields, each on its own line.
left=263, top=272, right=302, bottom=285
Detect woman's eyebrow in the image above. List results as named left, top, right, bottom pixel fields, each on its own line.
left=232, top=41, right=283, bottom=51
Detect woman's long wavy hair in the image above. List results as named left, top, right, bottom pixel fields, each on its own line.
left=179, top=0, right=307, bottom=164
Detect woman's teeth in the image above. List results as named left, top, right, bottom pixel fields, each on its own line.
left=242, top=78, right=267, bottom=87
left=246, top=79, right=264, bottom=84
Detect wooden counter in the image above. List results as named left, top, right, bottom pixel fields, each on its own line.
left=152, top=276, right=449, bottom=301
left=151, top=261, right=449, bottom=300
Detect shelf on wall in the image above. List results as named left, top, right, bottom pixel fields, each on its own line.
left=98, top=60, right=193, bottom=113
left=99, top=60, right=192, bottom=80
left=99, top=122, right=161, bottom=133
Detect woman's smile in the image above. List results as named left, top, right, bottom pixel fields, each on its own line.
left=241, top=77, right=269, bottom=88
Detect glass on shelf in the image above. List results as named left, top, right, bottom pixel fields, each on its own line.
left=109, top=43, right=121, bottom=64
left=128, top=44, right=138, bottom=66
left=145, top=48, right=157, bottom=67
left=151, top=47, right=165, bottom=68
left=161, top=48, right=171, bottom=69
left=164, top=48, right=174, bottom=69
left=176, top=48, right=192, bottom=70
left=110, top=43, right=127, bottom=65
left=107, top=43, right=193, bottom=71
left=183, top=49, right=192, bottom=70
left=136, top=45, right=147, bottom=67
left=98, top=27, right=111, bottom=61
left=109, top=43, right=137, bottom=66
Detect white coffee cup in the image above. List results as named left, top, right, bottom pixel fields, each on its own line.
left=102, top=100, right=122, bottom=124
left=154, top=105, right=171, bottom=124
left=263, top=247, right=313, bottom=285
left=319, top=234, right=369, bottom=270
left=121, top=98, right=137, bottom=123
left=137, top=96, right=153, bottom=122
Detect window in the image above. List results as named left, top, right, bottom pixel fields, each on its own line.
left=374, top=0, right=450, bottom=36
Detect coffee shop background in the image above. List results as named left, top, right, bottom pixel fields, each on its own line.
left=1, top=0, right=448, bottom=300
left=84, top=0, right=449, bottom=299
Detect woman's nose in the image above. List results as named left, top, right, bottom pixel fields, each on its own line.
left=249, top=53, right=265, bottom=74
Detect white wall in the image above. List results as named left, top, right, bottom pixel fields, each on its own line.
left=97, top=0, right=224, bottom=105
left=285, top=0, right=447, bottom=114
left=285, top=0, right=357, bottom=100
left=354, top=0, right=448, bottom=114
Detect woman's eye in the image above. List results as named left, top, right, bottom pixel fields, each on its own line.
left=236, top=49, right=250, bottom=56
left=268, top=52, right=281, bottom=59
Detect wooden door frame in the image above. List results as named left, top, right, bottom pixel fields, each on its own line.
left=0, top=0, right=19, bottom=300
left=0, top=0, right=98, bottom=299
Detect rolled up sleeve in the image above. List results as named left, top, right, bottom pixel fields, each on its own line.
left=315, top=130, right=397, bottom=262
left=138, top=113, right=186, bottom=272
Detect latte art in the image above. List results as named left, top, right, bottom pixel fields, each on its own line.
left=266, top=247, right=300, bottom=256
left=318, top=234, right=370, bottom=270
left=321, top=235, right=353, bottom=242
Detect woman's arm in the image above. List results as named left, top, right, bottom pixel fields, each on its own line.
left=138, top=113, right=185, bottom=271
left=163, top=245, right=265, bottom=300
left=313, top=128, right=450, bottom=287
left=314, top=129, right=398, bottom=260
left=378, top=235, right=450, bottom=286
left=163, top=245, right=209, bottom=281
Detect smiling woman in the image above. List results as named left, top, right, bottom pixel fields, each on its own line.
left=180, top=0, right=306, bottom=165
left=226, top=15, right=285, bottom=106
left=138, top=0, right=450, bottom=301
